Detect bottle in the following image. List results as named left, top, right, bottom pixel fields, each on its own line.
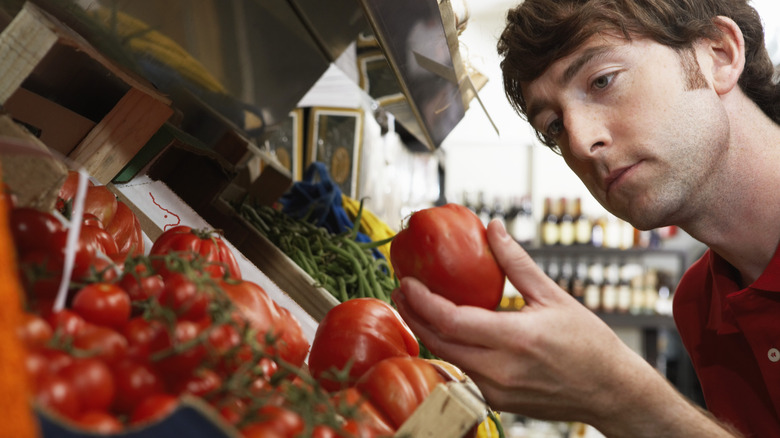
left=601, top=260, right=620, bottom=313
left=643, top=270, right=659, bottom=315
left=620, top=220, right=636, bottom=250
left=604, top=216, right=622, bottom=249
left=570, top=260, right=588, bottom=304
left=558, top=198, right=575, bottom=246
left=591, top=216, right=606, bottom=248
left=558, top=258, right=575, bottom=294
left=655, top=271, right=674, bottom=316
left=584, top=261, right=603, bottom=312
left=541, top=197, right=560, bottom=246
left=629, top=271, right=645, bottom=315
left=515, top=195, right=536, bottom=246
left=572, top=197, right=592, bottom=245
left=616, top=263, right=638, bottom=314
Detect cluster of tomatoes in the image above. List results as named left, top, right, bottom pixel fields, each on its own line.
left=9, top=174, right=404, bottom=437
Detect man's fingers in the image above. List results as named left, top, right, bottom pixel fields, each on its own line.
left=393, top=277, right=522, bottom=350
left=487, top=219, right=561, bottom=305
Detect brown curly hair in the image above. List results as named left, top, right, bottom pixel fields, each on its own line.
left=498, top=0, right=779, bottom=149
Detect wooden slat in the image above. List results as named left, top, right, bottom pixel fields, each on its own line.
left=69, top=87, right=174, bottom=184
left=0, top=3, right=58, bottom=103
left=395, top=381, right=488, bottom=437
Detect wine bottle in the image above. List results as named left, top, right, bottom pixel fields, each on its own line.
left=558, top=198, right=575, bottom=246
left=541, top=197, right=560, bottom=246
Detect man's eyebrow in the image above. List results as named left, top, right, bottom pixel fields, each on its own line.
left=560, top=45, right=614, bottom=85
left=526, top=45, right=615, bottom=125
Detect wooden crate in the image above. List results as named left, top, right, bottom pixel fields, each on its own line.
left=0, top=113, right=68, bottom=211
left=396, top=380, right=488, bottom=437
left=0, top=2, right=173, bottom=184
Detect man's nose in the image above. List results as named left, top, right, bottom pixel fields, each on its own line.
left=564, top=106, right=610, bottom=159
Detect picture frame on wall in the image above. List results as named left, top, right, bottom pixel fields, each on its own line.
left=263, top=108, right=304, bottom=180
left=357, top=51, right=406, bottom=106
left=307, top=107, right=364, bottom=199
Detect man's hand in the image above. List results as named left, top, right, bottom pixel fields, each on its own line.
left=392, top=219, right=740, bottom=437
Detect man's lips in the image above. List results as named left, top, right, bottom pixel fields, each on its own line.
left=604, top=164, right=636, bottom=194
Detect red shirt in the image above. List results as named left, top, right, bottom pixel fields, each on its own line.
left=674, top=246, right=780, bottom=437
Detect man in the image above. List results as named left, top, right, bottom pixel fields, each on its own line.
left=392, top=0, right=780, bottom=436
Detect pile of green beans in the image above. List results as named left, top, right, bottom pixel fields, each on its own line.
left=236, top=201, right=398, bottom=304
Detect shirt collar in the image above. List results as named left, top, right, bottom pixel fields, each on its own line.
left=706, top=242, right=780, bottom=333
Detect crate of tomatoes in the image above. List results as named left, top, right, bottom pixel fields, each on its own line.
left=7, top=169, right=502, bottom=438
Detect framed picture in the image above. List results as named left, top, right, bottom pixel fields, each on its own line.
left=307, top=107, right=364, bottom=198
left=357, top=51, right=406, bottom=106
left=263, top=108, right=304, bottom=180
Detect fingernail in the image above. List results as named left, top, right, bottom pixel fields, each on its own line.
left=493, top=219, right=510, bottom=239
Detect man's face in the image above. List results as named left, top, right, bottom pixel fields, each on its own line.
left=521, top=33, right=730, bottom=230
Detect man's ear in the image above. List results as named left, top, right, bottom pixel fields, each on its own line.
left=702, top=16, right=746, bottom=95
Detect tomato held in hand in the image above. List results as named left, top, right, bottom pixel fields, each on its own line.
left=390, top=203, right=505, bottom=309
left=150, top=226, right=241, bottom=279
left=355, top=356, right=445, bottom=430
left=309, top=298, right=419, bottom=392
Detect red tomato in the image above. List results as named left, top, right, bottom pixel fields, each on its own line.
left=355, top=357, right=445, bottom=430
left=129, top=393, right=178, bottom=425
left=73, top=325, right=128, bottom=364
left=122, top=317, right=164, bottom=361
left=80, top=225, right=119, bottom=257
left=148, top=319, right=207, bottom=376
left=170, top=368, right=222, bottom=398
left=9, top=207, right=64, bottom=254
left=216, top=397, right=246, bottom=426
left=159, top=273, right=210, bottom=321
left=309, top=298, right=419, bottom=392
left=17, top=250, right=63, bottom=305
left=25, top=350, right=50, bottom=384
left=331, top=387, right=395, bottom=437
left=71, top=410, right=123, bottom=433
left=390, top=203, right=506, bottom=309
left=107, top=201, right=145, bottom=258
left=150, top=226, right=241, bottom=279
left=74, top=254, right=122, bottom=285
left=58, top=357, right=115, bottom=412
left=111, top=359, right=166, bottom=415
left=220, top=279, right=309, bottom=367
left=273, top=305, right=311, bottom=368
left=35, top=374, right=82, bottom=419
left=311, top=425, right=338, bottom=438
left=33, top=348, right=76, bottom=375
left=46, top=309, right=87, bottom=338
left=57, top=171, right=145, bottom=258
left=72, top=283, right=131, bottom=329
left=118, top=265, right=165, bottom=302
left=46, top=229, right=99, bottom=280
left=205, top=322, right=244, bottom=375
left=241, top=405, right=304, bottom=438
left=16, top=313, right=53, bottom=349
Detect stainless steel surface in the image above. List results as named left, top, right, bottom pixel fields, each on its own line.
left=359, top=0, right=466, bottom=149
left=11, top=0, right=469, bottom=151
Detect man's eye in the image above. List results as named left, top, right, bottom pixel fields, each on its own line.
left=546, top=119, right=564, bottom=138
left=592, top=72, right=616, bottom=90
